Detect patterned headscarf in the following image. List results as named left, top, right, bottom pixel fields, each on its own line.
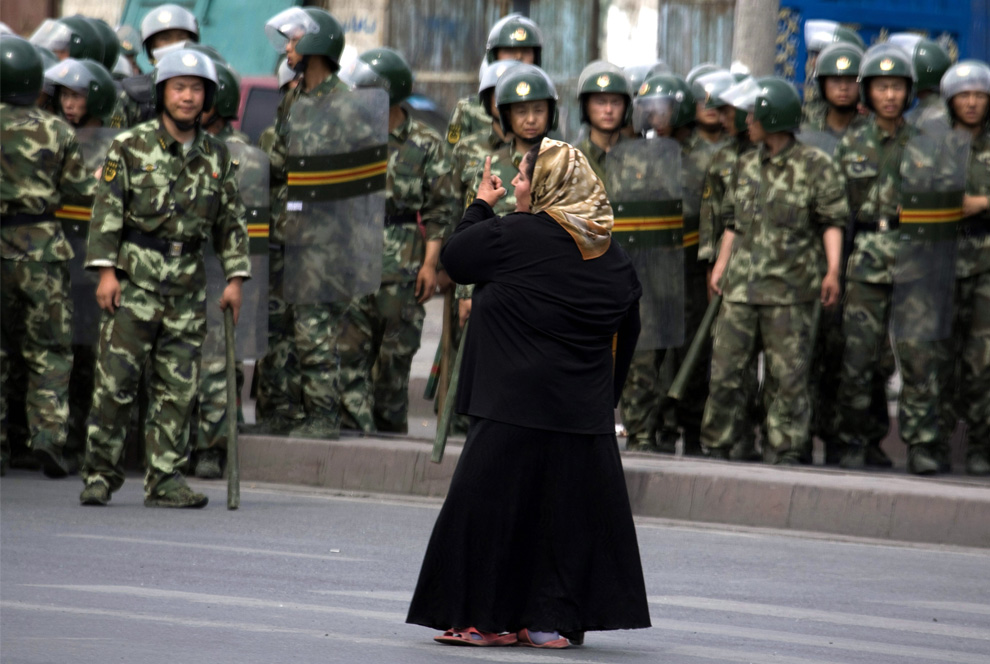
left=530, top=138, right=614, bottom=260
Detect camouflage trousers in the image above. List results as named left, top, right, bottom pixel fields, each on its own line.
left=657, top=267, right=710, bottom=448
left=192, top=359, right=244, bottom=455
left=834, top=281, right=946, bottom=450
left=702, top=300, right=815, bottom=457
left=0, top=259, right=73, bottom=461
left=82, top=278, right=204, bottom=496
left=943, top=269, right=990, bottom=457
left=338, top=281, right=425, bottom=434
left=619, top=349, right=668, bottom=443
left=255, top=246, right=301, bottom=421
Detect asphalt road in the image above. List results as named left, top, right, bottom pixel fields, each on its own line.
left=2, top=473, right=989, bottom=664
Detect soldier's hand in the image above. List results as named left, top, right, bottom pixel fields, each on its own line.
left=458, top=298, right=472, bottom=328
left=475, top=156, right=506, bottom=207
left=821, top=272, right=841, bottom=309
left=963, top=195, right=989, bottom=218
left=416, top=264, right=438, bottom=303
left=220, top=277, right=244, bottom=325
left=709, top=262, right=725, bottom=296
left=96, top=268, right=121, bottom=313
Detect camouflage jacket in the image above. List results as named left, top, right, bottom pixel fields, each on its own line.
left=1, top=103, right=95, bottom=261
left=86, top=118, right=251, bottom=296
left=801, top=96, right=828, bottom=128
left=681, top=130, right=721, bottom=268
left=722, top=138, right=847, bottom=304
left=959, top=123, right=990, bottom=278
left=799, top=110, right=869, bottom=138
left=445, top=96, right=491, bottom=148
left=575, top=133, right=630, bottom=186
left=382, top=113, right=456, bottom=283
left=269, top=73, right=350, bottom=244
left=836, top=118, right=918, bottom=284
left=451, top=127, right=522, bottom=297
left=699, top=134, right=754, bottom=263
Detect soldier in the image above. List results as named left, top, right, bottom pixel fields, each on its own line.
left=1, top=35, right=95, bottom=478
left=79, top=49, right=250, bottom=507
left=889, top=34, right=953, bottom=134
left=261, top=6, right=350, bottom=437
left=110, top=3, right=199, bottom=129
left=703, top=78, right=846, bottom=464
left=832, top=44, right=955, bottom=474
left=801, top=20, right=866, bottom=126
left=687, top=63, right=726, bottom=145
left=257, top=58, right=297, bottom=154
left=940, top=61, right=990, bottom=475
left=574, top=60, right=633, bottom=182
left=335, top=48, right=455, bottom=433
left=800, top=42, right=868, bottom=137
left=445, top=14, right=543, bottom=149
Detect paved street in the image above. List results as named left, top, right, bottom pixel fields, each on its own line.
left=2, top=473, right=989, bottom=664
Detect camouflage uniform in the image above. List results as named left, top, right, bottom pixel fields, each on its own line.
left=946, top=124, right=990, bottom=470
left=263, top=73, right=350, bottom=430
left=337, top=113, right=454, bottom=432
left=701, top=139, right=847, bottom=461
left=82, top=118, right=250, bottom=498
left=1, top=103, right=94, bottom=473
left=832, top=119, right=948, bottom=464
left=801, top=97, right=828, bottom=128
left=192, top=124, right=251, bottom=470
left=445, top=97, right=491, bottom=148
left=575, top=134, right=628, bottom=189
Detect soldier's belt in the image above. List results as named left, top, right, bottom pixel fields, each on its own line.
left=898, top=190, right=964, bottom=241
left=385, top=212, right=419, bottom=226
left=286, top=145, right=387, bottom=201
left=611, top=200, right=684, bottom=248
left=122, top=227, right=203, bottom=258
left=1, top=212, right=57, bottom=227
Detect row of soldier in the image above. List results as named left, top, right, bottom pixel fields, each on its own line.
left=0, top=9, right=987, bottom=511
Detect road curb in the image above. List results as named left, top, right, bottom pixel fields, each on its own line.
left=239, top=434, right=990, bottom=548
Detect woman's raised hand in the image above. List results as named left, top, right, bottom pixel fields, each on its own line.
left=475, top=156, right=506, bottom=206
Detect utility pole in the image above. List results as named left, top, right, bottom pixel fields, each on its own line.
left=732, top=0, right=780, bottom=76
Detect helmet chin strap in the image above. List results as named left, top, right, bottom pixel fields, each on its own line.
left=164, top=106, right=199, bottom=132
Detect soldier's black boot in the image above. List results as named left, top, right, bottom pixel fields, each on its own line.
left=839, top=444, right=866, bottom=470
left=907, top=445, right=940, bottom=476
left=864, top=442, right=894, bottom=468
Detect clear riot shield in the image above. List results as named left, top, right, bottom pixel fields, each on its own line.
left=58, top=127, right=119, bottom=345
left=797, top=129, right=841, bottom=157
left=681, top=138, right=719, bottom=253
left=202, top=142, right=271, bottom=362
left=891, top=129, right=970, bottom=341
left=282, top=87, right=388, bottom=304
left=606, top=137, right=685, bottom=349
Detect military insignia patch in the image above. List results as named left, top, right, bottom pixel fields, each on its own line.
left=510, top=28, right=527, bottom=42
left=879, top=58, right=894, bottom=72
left=182, top=54, right=198, bottom=67
left=516, top=81, right=531, bottom=96
left=104, top=159, right=118, bottom=182
left=158, top=10, right=172, bottom=23
left=447, top=124, right=461, bottom=145
left=639, top=82, right=650, bottom=96
left=597, top=75, right=610, bottom=88
left=836, top=56, right=851, bottom=71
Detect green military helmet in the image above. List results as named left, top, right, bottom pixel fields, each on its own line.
left=624, top=60, right=672, bottom=96
left=686, top=62, right=721, bottom=87
left=494, top=63, right=558, bottom=134
left=116, top=24, right=141, bottom=58
left=691, top=68, right=735, bottom=110
left=353, top=47, right=413, bottom=106
left=211, top=60, right=241, bottom=119
left=153, top=47, right=218, bottom=114
left=46, top=58, right=116, bottom=122
left=637, top=73, right=695, bottom=128
left=814, top=41, right=864, bottom=100
left=859, top=43, right=916, bottom=111
left=804, top=19, right=865, bottom=54
left=87, top=17, right=121, bottom=70
left=577, top=60, right=633, bottom=126
left=888, top=33, right=952, bottom=93
left=941, top=60, right=990, bottom=124
left=141, top=3, right=199, bottom=59
left=752, top=77, right=802, bottom=132
left=265, top=7, right=344, bottom=71
left=29, top=16, right=105, bottom=64
left=719, top=75, right=758, bottom=133
left=486, top=14, right=543, bottom=66
left=1, top=34, right=44, bottom=105
left=479, top=59, right=523, bottom=117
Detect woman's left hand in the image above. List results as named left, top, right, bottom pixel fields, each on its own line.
left=475, top=156, right=506, bottom=207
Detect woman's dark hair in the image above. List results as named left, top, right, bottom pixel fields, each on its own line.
left=522, top=143, right=540, bottom=182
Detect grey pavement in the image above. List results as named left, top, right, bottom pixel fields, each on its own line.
left=2, top=474, right=989, bottom=664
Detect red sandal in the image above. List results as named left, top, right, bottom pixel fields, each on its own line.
left=434, top=627, right=518, bottom=646
left=516, top=628, right=571, bottom=649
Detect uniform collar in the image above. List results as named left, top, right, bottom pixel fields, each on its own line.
left=759, top=136, right=797, bottom=165
left=154, top=117, right=211, bottom=157
left=390, top=107, right=412, bottom=141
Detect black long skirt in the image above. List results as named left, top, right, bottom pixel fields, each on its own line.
left=406, top=417, right=652, bottom=635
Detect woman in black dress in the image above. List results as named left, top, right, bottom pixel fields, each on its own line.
left=406, top=138, right=650, bottom=648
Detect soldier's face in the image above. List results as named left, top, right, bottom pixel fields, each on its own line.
left=695, top=101, right=720, bottom=126
left=587, top=93, right=625, bottom=132
left=509, top=100, right=549, bottom=140
left=511, top=156, right=532, bottom=213
left=951, top=91, right=990, bottom=127
left=496, top=48, right=535, bottom=64
left=59, top=88, right=88, bottom=125
left=746, top=112, right=765, bottom=142
left=868, top=78, right=908, bottom=120
left=286, top=36, right=302, bottom=68
left=718, top=106, right=736, bottom=134
left=163, top=76, right=206, bottom=122
left=823, top=76, right=859, bottom=108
